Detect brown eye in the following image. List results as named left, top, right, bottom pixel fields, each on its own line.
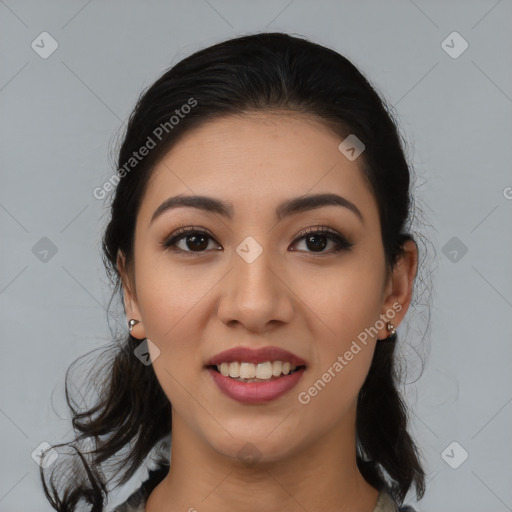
left=290, top=226, right=353, bottom=255
left=161, top=227, right=220, bottom=254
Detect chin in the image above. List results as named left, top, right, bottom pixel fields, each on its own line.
left=209, top=431, right=297, bottom=466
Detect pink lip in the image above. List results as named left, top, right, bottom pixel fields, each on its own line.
left=207, top=366, right=306, bottom=404
left=205, top=346, right=306, bottom=367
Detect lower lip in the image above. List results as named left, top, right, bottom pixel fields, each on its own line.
left=207, top=367, right=306, bottom=404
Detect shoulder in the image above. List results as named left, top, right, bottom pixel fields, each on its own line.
left=108, top=461, right=170, bottom=512
left=110, top=487, right=146, bottom=512
left=373, top=487, right=418, bottom=512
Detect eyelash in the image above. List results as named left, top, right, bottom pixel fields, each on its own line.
left=160, top=225, right=353, bottom=257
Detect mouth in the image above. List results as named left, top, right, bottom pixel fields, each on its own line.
left=204, top=346, right=307, bottom=403
left=205, top=361, right=307, bottom=404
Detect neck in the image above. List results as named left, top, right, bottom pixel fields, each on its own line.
left=146, top=404, right=379, bottom=512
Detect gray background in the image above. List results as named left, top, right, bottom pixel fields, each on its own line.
left=1, top=1, right=511, bottom=511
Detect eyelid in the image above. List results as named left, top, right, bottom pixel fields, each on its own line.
left=293, top=225, right=340, bottom=240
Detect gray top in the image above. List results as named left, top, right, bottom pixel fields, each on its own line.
left=111, top=480, right=414, bottom=512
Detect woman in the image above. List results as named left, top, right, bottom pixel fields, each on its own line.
left=41, top=32, right=428, bottom=512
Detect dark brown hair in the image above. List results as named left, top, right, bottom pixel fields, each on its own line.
left=40, top=31, right=429, bottom=511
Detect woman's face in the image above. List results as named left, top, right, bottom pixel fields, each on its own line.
left=119, top=112, right=413, bottom=464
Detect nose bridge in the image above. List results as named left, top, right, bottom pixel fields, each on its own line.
left=217, top=233, right=293, bottom=330
left=232, top=234, right=279, bottom=301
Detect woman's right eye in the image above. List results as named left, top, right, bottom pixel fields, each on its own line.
left=161, top=227, right=221, bottom=255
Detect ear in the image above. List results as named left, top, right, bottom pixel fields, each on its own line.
left=117, top=250, right=146, bottom=339
left=377, top=238, right=418, bottom=339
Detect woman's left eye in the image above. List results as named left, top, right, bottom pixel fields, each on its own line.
left=161, top=225, right=353, bottom=256
left=291, top=227, right=353, bottom=254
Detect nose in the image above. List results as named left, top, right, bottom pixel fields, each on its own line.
left=216, top=242, right=294, bottom=334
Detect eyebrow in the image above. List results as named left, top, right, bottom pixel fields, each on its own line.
left=150, top=192, right=364, bottom=225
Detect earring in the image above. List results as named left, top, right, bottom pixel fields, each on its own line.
left=379, top=322, right=397, bottom=341
left=128, top=319, right=140, bottom=332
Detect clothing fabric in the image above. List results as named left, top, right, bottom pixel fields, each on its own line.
left=110, top=463, right=417, bottom=512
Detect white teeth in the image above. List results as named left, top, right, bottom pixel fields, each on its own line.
left=219, top=362, right=230, bottom=377
left=229, top=361, right=240, bottom=377
left=240, top=362, right=256, bottom=379
left=215, top=361, right=299, bottom=380
left=255, top=362, right=273, bottom=379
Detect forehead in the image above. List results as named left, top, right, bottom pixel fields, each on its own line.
left=138, top=112, right=379, bottom=228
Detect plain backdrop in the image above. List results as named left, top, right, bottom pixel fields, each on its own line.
left=1, top=1, right=511, bottom=511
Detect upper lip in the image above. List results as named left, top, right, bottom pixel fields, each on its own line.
left=205, top=346, right=307, bottom=367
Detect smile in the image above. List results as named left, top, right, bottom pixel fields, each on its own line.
left=207, top=365, right=306, bottom=403
left=214, top=360, right=301, bottom=381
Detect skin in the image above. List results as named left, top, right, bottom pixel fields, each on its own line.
left=117, top=112, right=418, bottom=512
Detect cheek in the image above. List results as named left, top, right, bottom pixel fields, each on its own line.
left=298, top=258, right=384, bottom=342
left=134, top=260, right=211, bottom=400
left=136, top=257, right=209, bottom=342
left=297, top=347, right=373, bottom=431
left=297, top=288, right=377, bottom=424
left=294, top=259, right=382, bottom=409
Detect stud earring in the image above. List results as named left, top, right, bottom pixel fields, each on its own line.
left=128, top=319, right=140, bottom=332
left=379, top=322, right=397, bottom=342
